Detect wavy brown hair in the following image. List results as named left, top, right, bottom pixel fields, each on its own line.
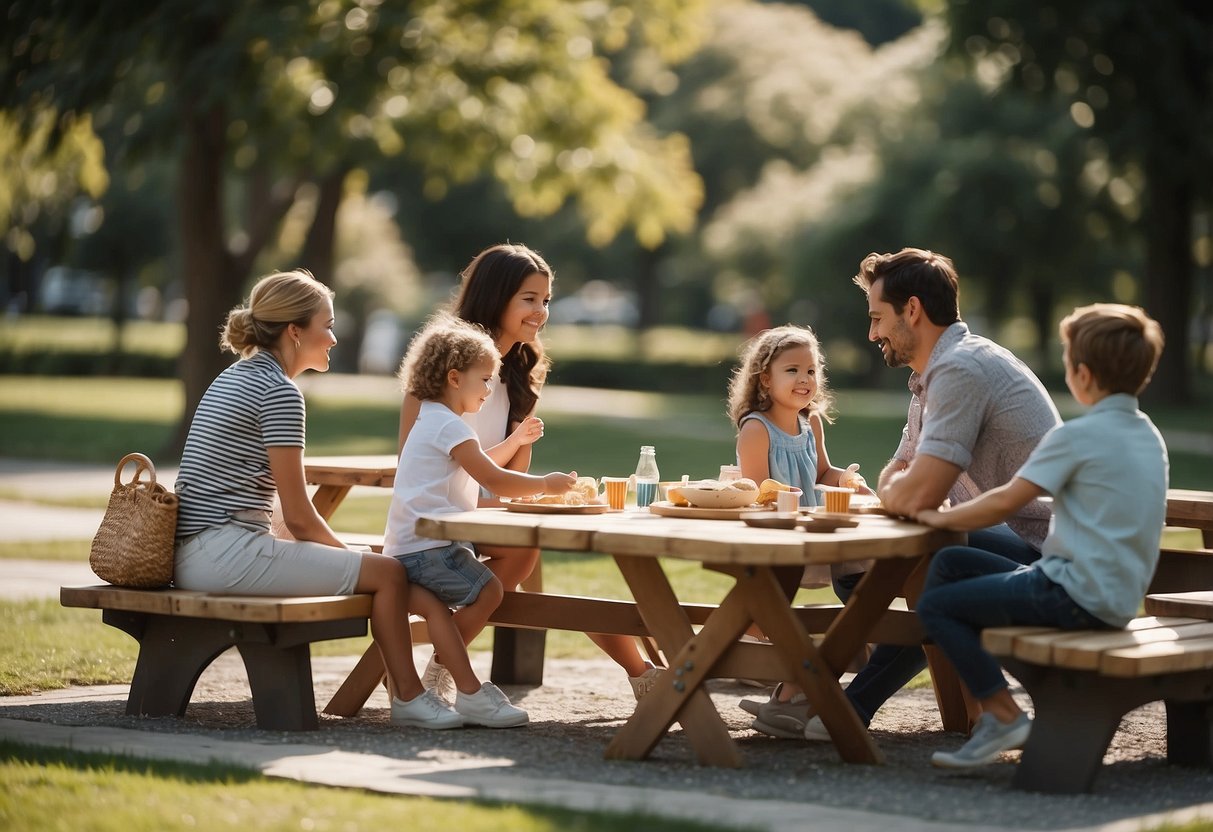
left=451, top=243, right=552, bottom=426
left=727, top=325, right=835, bottom=428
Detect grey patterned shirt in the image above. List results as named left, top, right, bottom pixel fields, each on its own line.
left=893, top=322, right=1060, bottom=549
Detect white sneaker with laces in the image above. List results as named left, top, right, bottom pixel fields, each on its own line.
left=931, top=712, right=1031, bottom=769
left=422, top=654, right=456, bottom=705
left=390, top=689, right=464, bottom=730
left=628, top=666, right=662, bottom=700
left=455, top=682, right=529, bottom=728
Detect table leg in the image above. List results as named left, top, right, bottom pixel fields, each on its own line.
left=901, top=555, right=978, bottom=733
left=607, top=556, right=745, bottom=767
left=324, top=644, right=385, bottom=717
left=729, top=565, right=884, bottom=764
left=311, top=484, right=351, bottom=521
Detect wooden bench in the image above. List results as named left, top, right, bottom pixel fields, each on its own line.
left=60, top=585, right=371, bottom=731
left=61, top=582, right=927, bottom=730
left=983, top=600, right=1213, bottom=793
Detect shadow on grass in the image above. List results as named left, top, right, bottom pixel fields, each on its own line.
left=0, top=738, right=261, bottom=782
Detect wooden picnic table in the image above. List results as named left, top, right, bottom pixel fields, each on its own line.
left=415, top=507, right=963, bottom=767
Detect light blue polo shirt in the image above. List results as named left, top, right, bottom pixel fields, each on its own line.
left=1018, top=394, right=1168, bottom=626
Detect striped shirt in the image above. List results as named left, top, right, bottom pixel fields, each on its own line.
left=174, top=351, right=305, bottom=537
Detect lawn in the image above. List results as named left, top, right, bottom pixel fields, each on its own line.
left=0, top=741, right=745, bottom=832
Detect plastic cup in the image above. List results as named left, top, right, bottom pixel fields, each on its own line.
left=776, top=489, right=801, bottom=514
left=602, top=477, right=628, bottom=510
left=816, top=485, right=855, bottom=513
left=636, top=480, right=659, bottom=508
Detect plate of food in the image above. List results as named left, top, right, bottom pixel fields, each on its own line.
left=678, top=477, right=761, bottom=509
left=502, top=477, right=610, bottom=514
left=649, top=500, right=772, bottom=520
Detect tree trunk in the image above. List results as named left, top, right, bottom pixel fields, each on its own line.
left=1142, top=165, right=1192, bottom=405
left=299, top=168, right=346, bottom=288
left=165, top=104, right=241, bottom=457
left=1028, top=280, right=1053, bottom=373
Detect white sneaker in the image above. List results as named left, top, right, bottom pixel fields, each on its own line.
left=802, top=714, right=831, bottom=742
left=931, top=712, right=1031, bottom=769
left=422, top=654, right=456, bottom=705
left=455, top=682, right=529, bottom=728
left=390, top=689, right=464, bottom=730
left=628, top=666, right=662, bottom=700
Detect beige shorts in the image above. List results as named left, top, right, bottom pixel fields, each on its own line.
left=174, top=519, right=362, bottom=596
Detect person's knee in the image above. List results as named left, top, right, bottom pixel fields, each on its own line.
left=482, top=574, right=504, bottom=604
left=359, top=553, right=407, bottom=592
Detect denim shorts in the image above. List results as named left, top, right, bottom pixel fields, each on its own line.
left=395, top=541, right=493, bottom=608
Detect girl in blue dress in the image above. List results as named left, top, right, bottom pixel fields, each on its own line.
left=727, top=324, right=873, bottom=737
left=727, top=325, right=868, bottom=515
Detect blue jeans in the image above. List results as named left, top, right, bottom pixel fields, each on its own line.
left=916, top=546, right=1107, bottom=698
left=832, top=524, right=1040, bottom=724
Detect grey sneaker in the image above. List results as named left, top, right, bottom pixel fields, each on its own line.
left=628, top=666, right=662, bottom=700
left=422, top=654, right=456, bottom=705
left=456, top=682, right=529, bottom=728
left=750, top=691, right=811, bottom=739
left=739, top=681, right=784, bottom=717
left=390, top=689, right=464, bottom=730
left=931, top=712, right=1031, bottom=769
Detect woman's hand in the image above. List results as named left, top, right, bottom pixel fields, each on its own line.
left=509, top=416, right=545, bottom=448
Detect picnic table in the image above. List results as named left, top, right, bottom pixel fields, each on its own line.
left=412, top=507, right=963, bottom=766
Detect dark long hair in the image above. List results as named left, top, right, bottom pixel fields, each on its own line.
left=452, top=243, right=552, bottom=426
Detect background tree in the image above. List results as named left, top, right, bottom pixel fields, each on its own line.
left=1, top=0, right=707, bottom=450
left=943, top=0, right=1213, bottom=402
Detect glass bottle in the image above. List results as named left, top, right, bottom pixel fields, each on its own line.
left=634, top=445, right=661, bottom=509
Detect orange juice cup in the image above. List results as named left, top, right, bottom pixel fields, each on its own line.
left=602, top=477, right=628, bottom=510
left=816, top=485, right=855, bottom=513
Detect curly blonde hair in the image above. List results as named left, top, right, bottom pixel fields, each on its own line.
left=727, top=325, right=835, bottom=427
left=398, top=314, right=500, bottom=402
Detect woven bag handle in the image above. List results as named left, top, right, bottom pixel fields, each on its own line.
left=114, top=452, right=157, bottom=490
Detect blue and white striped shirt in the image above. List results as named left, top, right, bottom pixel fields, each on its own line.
left=174, top=350, right=305, bottom=537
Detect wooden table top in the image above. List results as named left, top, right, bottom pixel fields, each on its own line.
left=304, top=455, right=397, bottom=488
left=1164, top=489, right=1213, bottom=532
left=415, top=508, right=961, bottom=567
left=305, top=457, right=1213, bottom=533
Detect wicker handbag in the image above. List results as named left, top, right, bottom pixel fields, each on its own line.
left=89, top=452, right=179, bottom=588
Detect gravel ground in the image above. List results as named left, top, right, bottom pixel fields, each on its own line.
left=3, top=650, right=1211, bottom=830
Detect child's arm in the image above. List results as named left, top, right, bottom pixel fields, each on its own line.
left=736, top=419, right=772, bottom=483
left=916, top=477, right=1043, bottom=531
left=487, top=415, right=544, bottom=470
left=811, top=414, right=876, bottom=496
left=450, top=438, right=575, bottom=498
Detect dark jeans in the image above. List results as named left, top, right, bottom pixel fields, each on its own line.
left=916, top=546, right=1107, bottom=698
left=832, top=524, right=1040, bottom=725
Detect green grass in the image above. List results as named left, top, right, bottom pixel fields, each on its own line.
left=0, top=741, right=746, bottom=832
left=0, top=598, right=136, bottom=695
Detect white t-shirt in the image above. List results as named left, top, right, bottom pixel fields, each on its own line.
left=383, top=401, right=481, bottom=556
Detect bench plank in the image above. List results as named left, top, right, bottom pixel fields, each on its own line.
left=1100, top=633, right=1213, bottom=677
left=62, top=585, right=372, bottom=623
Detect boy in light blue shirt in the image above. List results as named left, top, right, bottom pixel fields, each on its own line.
left=915, top=303, right=1168, bottom=769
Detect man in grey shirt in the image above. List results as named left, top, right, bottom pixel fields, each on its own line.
left=748, top=247, right=1062, bottom=741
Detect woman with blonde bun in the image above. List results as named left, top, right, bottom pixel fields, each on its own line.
left=174, top=269, right=465, bottom=729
